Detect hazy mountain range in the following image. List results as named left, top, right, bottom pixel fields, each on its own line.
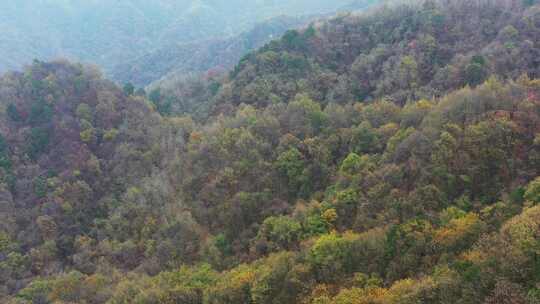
left=0, top=0, right=376, bottom=86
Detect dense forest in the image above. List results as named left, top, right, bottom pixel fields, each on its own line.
left=0, top=0, right=539, bottom=303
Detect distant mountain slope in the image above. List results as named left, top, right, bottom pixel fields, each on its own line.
left=0, top=0, right=367, bottom=76
left=111, top=16, right=313, bottom=88
left=111, top=0, right=379, bottom=87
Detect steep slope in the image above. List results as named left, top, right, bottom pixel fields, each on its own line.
left=149, top=0, right=540, bottom=120
left=219, top=0, right=540, bottom=108
left=0, top=1, right=539, bottom=303
left=0, top=60, right=197, bottom=299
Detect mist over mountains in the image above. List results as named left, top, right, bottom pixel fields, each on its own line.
left=0, top=0, right=375, bottom=85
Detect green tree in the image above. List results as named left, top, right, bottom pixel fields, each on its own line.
left=256, top=216, right=302, bottom=251
left=340, top=153, right=364, bottom=175
left=6, top=104, right=22, bottom=122
left=29, top=102, right=53, bottom=125
left=276, top=148, right=307, bottom=196
left=123, top=83, right=135, bottom=96
left=524, top=177, right=540, bottom=205
left=465, top=56, right=488, bottom=87
left=28, top=127, right=51, bottom=159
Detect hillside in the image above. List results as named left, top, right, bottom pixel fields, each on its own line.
left=0, top=1, right=539, bottom=304
left=110, top=16, right=314, bottom=88
left=219, top=0, right=540, bottom=108
left=110, top=0, right=379, bottom=88
left=0, top=0, right=370, bottom=80
left=149, top=0, right=540, bottom=119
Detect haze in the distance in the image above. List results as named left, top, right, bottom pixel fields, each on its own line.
left=0, top=0, right=373, bottom=79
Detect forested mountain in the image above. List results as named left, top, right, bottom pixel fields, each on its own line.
left=111, top=0, right=378, bottom=88
left=0, top=0, right=373, bottom=84
left=110, top=15, right=313, bottom=88
left=0, top=0, right=539, bottom=304
left=220, top=0, right=540, bottom=107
